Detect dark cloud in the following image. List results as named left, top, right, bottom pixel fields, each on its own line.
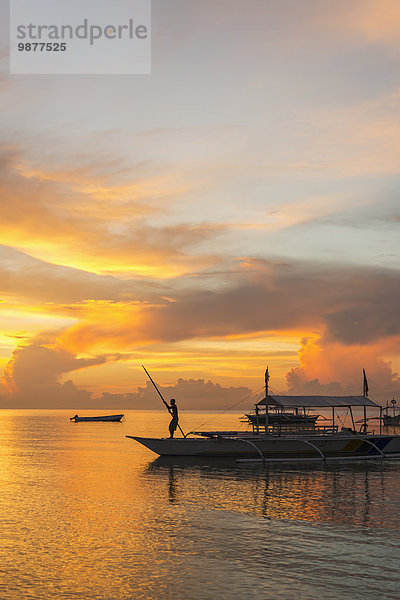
left=323, top=271, right=400, bottom=344
left=56, top=259, right=400, bottom=354
left=325, top=304, right=400, bottom=345
left=286, top=373, right=344, bottom=395
left=145, top=262, right=400, bottom=345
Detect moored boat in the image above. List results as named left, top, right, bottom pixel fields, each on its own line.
left=242, top=410, right=319, bottom=428
left=70, top=414, right=124, bottom=422
left=127, top=368, right=400, bottom=462
left=127, top=431, right=400, bottom=461
left=384, top=415, right=400, bottom=426
left=383, top=399, right=400, bottom=426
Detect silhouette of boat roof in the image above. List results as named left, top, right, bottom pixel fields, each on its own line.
left=257, top=395, right=379, bottom=408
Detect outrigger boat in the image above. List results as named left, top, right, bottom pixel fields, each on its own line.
left=70, top=414, right=124, bottom=422
left=127, top=368, right=400, bottom=462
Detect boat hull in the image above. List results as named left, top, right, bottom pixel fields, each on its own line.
left=72, top=414, right=124, bottom=422
left=128, top=434, right=400, bottom=460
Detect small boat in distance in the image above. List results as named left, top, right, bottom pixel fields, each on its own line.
left=242, top=408, right=320, bottom=428
left=383, top=399, right=400, bottom=426
left=70, top=414, right=124, bottom=422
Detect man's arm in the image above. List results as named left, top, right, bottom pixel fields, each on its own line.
left=163, top=399, right=172, bottom=414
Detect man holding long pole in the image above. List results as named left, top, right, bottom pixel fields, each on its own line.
left=168, top=398, right=179, bottom=438
left=142, top=365, right=186, bottom=438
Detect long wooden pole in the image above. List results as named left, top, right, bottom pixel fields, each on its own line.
left=142, top=365, right=186, bottom=438
left=264, top=367, right=269, bottom=435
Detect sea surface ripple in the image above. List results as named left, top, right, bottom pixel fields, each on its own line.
left=0, top=410, right=399, bottom=599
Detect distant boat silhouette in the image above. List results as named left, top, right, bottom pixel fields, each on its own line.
left=70, top=414, right=124, bottom=422
left=383, top=399, right=400, bottom=426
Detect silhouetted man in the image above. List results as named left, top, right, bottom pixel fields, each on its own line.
left=168, top=398, right=179, bottom=438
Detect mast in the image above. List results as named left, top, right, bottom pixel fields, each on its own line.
left=363, top=368, right=368, bottom=396
left=362, top=369, right=368, bottom=433
left=265, top=366, right=269, bottom=434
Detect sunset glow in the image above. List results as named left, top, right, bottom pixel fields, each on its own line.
left=0, top=0, right=399, bottom=408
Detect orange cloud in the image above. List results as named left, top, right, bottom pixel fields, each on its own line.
left=32, top=258, right=397, bottom=356
left=286, top=336, right=400, bottom=401
left=0, top=145, right=222, bottom=278
left=346, top=0, right=400, bottom=47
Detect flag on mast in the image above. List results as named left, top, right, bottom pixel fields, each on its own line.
left=265, top=366, right=269, bottom=399
left=363, top=369, right=369, bottom=396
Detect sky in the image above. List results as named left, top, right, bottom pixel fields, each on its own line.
left=0, top=0, right=399, bottom=409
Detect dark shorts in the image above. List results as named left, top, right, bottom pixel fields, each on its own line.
left=169, top=417, right=178, bottom=431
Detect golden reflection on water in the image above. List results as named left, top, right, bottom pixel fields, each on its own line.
left=0, top=410, right=399, bottom=600
left=143, top=456, right=393, bottom=530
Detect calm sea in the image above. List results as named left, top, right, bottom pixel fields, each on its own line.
left=0, top=409, right=399, bottom=600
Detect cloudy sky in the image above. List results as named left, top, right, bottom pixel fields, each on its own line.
left=0, top=0, right=399, bottom=408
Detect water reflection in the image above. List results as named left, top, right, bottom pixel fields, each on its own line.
left=144, top=456, right=399, bottom=529
left=168, top=467, right=179, bottom=504
left=0, top=411, right=399, bottom=600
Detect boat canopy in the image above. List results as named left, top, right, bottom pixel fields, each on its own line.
left=257, top=395, right=379, bottom=408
